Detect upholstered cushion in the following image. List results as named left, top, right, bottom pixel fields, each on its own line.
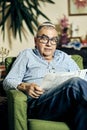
left=28, top=119, right=69, bottom=130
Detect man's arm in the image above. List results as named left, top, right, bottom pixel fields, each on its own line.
left=3, top=51, right=29, bottom=90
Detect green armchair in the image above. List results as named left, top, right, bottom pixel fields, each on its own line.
left=5, top=54, right=83, bottom=130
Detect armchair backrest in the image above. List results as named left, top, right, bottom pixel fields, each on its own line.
left=5, top=57, right=16, bottom=74
left=71, top=54, right=83, bottom=69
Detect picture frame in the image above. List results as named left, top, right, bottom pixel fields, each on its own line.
left=70, top=37, right=82, bottom=43
left=68, top=0, right=87, bottom=16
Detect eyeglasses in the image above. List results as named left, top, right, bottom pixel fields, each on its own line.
left=36, top=34, right=58, bottom=45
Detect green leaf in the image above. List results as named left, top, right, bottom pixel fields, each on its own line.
left=0, top=0, right=55, bottom=41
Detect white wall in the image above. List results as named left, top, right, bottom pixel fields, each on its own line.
left=0, top=0, right=87, bottom=57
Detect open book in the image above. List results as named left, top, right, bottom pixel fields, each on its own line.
left=41, top=69, right=87, bottom=90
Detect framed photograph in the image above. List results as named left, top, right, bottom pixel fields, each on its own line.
left=68, top=0, right=87, bottom=16
left=70, top=37, right=81, bottom=43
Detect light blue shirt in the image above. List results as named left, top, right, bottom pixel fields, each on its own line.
left=3, top=48, right=80, bottom=90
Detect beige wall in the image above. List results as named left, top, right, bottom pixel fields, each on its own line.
left=0, top=0, right=87, bottom=57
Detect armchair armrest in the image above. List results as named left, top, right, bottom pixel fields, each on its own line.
left=6, top=90, right=28, bottom=130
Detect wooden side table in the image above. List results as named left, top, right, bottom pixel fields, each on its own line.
left=0, top=65, right=6, bottom=96
left=0, top=65, right=8, bottom=130
left=0, top=65, right=6, bottom=79
left=0, top=79, right=6, bottom=96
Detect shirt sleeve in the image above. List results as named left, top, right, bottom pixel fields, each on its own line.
left=3, top=50, right=29, bottom=90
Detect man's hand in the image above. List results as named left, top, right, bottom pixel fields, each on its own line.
left=17, top=82, right=44, bottom=98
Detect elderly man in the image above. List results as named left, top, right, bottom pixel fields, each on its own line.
left=3, top=22, right=87, bottom=130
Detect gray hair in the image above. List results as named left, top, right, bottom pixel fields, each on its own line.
left=37, top=22, right=56, bottom=31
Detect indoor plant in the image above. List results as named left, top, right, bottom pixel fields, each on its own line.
left=0, top=0, right=55, bottom=41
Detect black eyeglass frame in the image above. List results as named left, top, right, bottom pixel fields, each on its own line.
left=36, top=34, right=59, bottom=45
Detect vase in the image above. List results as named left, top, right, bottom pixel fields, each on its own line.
left=59, top=27, right=70, bottom=45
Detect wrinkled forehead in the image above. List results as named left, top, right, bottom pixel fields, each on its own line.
left=36, top=26, right=58, bottom=36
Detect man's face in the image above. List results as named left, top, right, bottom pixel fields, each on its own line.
left=35, top=27, right=58, bottom=61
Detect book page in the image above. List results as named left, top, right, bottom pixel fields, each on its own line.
left=41, top=69, right=87, bottom=90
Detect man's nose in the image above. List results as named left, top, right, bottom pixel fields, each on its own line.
left=46, top=39, right=52, bottom=46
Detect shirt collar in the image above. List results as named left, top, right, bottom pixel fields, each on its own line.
left=33, top=48, right=43, bottom=59
left=33, top=48, right=60, bottom=60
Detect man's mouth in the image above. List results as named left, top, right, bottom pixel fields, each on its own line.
left=44, top=48, right=52, bottom=51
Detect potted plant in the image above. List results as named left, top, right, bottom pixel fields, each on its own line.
left=0, top=0, right=55, bottom=41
